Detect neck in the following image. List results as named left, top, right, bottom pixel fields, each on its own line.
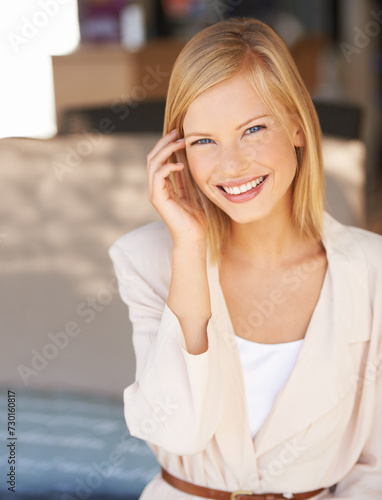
left=225, top=200, right=307, bottom=269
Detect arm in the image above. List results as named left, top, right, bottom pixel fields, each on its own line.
left=108, top=236, right=225, bottom=456
left=167, top=240, right=212, bottom=355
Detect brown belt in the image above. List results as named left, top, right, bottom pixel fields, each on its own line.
left=162, top=467, right=337, bottom=500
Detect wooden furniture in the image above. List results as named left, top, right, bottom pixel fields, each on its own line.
left=52, top=33, right=332, bottom=129
left=52, top=38, right=186, bottom=129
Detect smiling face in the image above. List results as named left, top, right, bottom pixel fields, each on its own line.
left=182, top=73, right=304, bottom=225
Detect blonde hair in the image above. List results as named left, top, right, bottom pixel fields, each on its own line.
left=163, top=17, right=325, bottom=268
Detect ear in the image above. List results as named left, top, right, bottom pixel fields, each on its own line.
left=292, top=125, right=305, bottom=147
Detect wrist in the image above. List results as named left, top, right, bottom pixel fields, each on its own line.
left=172, top=237, right=207, bottom=253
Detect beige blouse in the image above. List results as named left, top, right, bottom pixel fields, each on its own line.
left=108, top=212, right=382, bottom=499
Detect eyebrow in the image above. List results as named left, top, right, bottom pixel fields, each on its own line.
left=184, top=114, right=271, bottom=139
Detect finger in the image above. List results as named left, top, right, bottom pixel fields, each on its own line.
left=147, top=138, right=186, bottom=174
left=147, top=129, right=179, bottom=162
left=148, top=162, right=184, bottom=201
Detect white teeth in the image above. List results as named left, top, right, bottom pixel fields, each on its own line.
left=222, top=176, right=265, bottom=195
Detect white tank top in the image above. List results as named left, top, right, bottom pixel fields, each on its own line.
left=235, top=335, right=304, bottom=438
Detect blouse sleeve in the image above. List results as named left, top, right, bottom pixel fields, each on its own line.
left=108, top=237, right=226, bottom=456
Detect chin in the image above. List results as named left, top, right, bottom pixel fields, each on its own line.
left=225, top=208, right=272, bottom=225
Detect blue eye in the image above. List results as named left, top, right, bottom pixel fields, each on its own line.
left=245, top=125, right=265, bottom=135
left=190, top=125, right=265, bottom=146
left=191, top=138, right=213, bottom=145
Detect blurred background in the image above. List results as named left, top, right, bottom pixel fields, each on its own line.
left=0, top=0, right=381, bottom=498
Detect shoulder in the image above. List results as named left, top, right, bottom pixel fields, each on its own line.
left=346, top=225, right=382, bottom=269
left=108, top=221, right=173, bottom=276
left=109, top=221, right=172, bottom=255
left=324, top=212, right=382, bottom=273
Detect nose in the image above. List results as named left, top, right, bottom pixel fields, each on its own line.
left=218, top=143, right=251, bottom=175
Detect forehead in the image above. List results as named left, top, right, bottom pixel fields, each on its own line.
left=183, top=73, right=287, bottom=130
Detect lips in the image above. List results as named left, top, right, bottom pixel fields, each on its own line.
left=216, top=174, right=269, bottom=203
left=217, top=174, right=267, bottom=189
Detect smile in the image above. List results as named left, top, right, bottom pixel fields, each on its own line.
left=217, top=176, right=267, bottom=194
left=216, top=175, right=269, bottom=203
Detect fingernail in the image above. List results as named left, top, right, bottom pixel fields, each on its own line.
left=176, top=138, right=184, bottom=142
left=170, top=128, right=177, bottom=133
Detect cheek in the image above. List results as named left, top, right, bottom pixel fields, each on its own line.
left=257, top=132, right=297, bottom=171
left=186, top=150, right=213, bottom=181
left=241, top=130, right=284, bottom=162
left=244, top=130, right=275, bottom=155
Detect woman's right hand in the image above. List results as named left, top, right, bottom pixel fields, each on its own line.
left=147, top=129, right=208, bottom=245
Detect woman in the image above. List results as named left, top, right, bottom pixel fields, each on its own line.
left=109, top=18, right=382, bottom=500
